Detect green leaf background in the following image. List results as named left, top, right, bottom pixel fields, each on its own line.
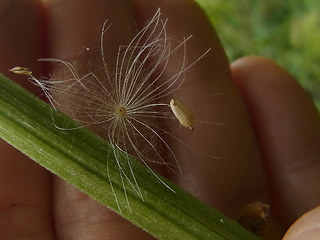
left=196, top=0, right=320, bottom=109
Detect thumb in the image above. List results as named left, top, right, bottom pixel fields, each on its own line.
left=283, top=205, right=320, bottom=240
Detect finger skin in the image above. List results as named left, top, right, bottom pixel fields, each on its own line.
left=133, top=0, right=270, bottom=220
left=283, top=205, right=320, bottom=240
left=0, top=0, right=46, bottom=91
left=231, top=56, right=320, bottom=227
left=48, top=0, right=154, bottom=239
left=0, top=0, right=54, bottom=239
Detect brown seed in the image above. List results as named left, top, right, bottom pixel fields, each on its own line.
left=9, top=66, right=32, bottom=76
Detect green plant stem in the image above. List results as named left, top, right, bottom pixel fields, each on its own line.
left=0, top=74, right=260, bottom=240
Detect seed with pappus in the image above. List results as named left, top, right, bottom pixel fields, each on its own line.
left=11, top=9, right=217, bottom=211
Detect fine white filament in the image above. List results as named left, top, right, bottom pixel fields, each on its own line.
left=27, top=9, right=213, bottom=212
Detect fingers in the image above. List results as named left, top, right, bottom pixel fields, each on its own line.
left=53, top=178, right=154, bottom=240
left=0, top=0, right=46, bottom=91
left=133, top=0, right=269, bottom=220
left=48, top=0, right=136, bottom=61
left=47, top=0, right=154, bottom=239
left=231, top=56, right=320, bottom=227
left=0, top=0, right=54, bottom=239
left=283, top=205, right=320, bottom=240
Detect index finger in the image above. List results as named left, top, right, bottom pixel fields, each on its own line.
left=134, top=0, right=269, bottom=220
left=0, top=0, right=53, bottom=239
left=46, top=0, right=155, bottom=239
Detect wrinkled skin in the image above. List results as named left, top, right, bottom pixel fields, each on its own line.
left=1, top=0, right=320, bottom=239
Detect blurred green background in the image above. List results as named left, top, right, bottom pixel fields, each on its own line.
left=196, top=0, right=320, bottom=109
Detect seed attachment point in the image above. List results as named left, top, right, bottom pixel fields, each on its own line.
left=115, top=106, right=126, bottom=116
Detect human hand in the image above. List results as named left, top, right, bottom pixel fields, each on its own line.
left=1, top=1, right=320, bottom=240
left=283, top=205, right=320, bottom=240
